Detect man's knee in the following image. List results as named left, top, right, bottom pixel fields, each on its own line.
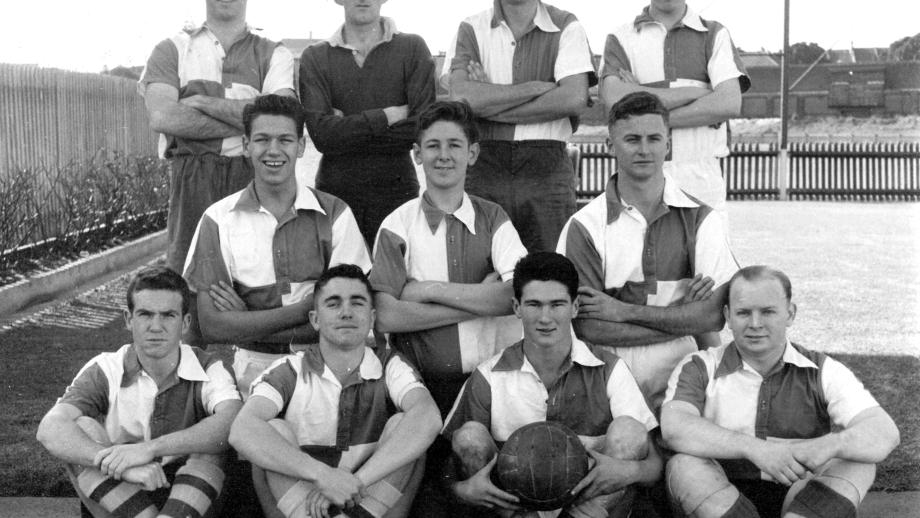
left=666, top=454, right=739, bottom=517
left=76, top=416, right=111, bottom=446
left=603, top=416, right=649, bottom=460
left=450, top=421, right=496, bottom=477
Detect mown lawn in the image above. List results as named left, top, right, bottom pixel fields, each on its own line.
left=1, top=201, right=917, bottom=496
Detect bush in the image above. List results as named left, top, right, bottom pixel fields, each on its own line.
left=0, top=151, right=169, bottom=284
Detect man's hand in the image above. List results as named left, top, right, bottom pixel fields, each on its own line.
left=209, top=281, right=247, bottom=312
left=748, top=440, right=809, bottom=486
left=682, top=274, right=715, bottom=303
left=467, top=62, right=491, bottom=83
left=314, top=466, right=365, bottom=508
left=453, top=455, right=521, bottom=511
left=305, top=485, right=336, bottom=518
left=789, top=436, right=839, bottom=473
left=95, top=442, right=156, bottom=479
left=577, top=286, right=631, bottom=323
left=179, top=94, right=211, bottom=110
left=383, top=105, right=409, bottom=125
left=331, top=108, right=345, bottom=117
left=570, top=450, right=634, bottom=503
left=121, top=463, right=170, bottom=491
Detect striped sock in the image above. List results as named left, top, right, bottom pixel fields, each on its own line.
left=157, top=458, right=225, bottom=518
left=77, top=468, right=158, bottom=518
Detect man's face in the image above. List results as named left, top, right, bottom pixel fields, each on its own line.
left=206, top=0, right=247, bottom=22
left=608, top=113, right=669, bottom=182
left=125, top=290, right=189, bottom=361
left=513, top=280, right=578, bottom=350
left=310, top=278, right=375, bottom=351
left=650, top=0, right=687, bottom=15
left=337, top=0, right=385, bottom=26
left=413, top=120, right=479, bottom=193
left=244, top=114, right=305, bottom=191
left=725, top=277, right=796, bottom=358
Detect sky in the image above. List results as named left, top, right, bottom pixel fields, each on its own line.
left=1, top=0, right=916, bottom=73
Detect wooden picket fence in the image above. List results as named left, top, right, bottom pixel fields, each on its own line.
left=574, top=142, right=920, bottom=201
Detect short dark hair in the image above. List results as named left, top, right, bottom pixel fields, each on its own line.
left=726, top=265, right=792, bottom=305
left=607, top=91, right=670, bottom=128
left=416, top=100, right=480, bottom=144
left=243, top=94, right=306, bottom=138
left=314, top=264, right=374, bottom=306
left=513, top=252, right=579, bottom=301
left=126, top=266, right=192, bottom=315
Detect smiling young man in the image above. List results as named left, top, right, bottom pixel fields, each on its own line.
left=442, top=252, right=661, bottom=518
left=660, top=266, right=900, bottom=517
left=300, top=0, right=436, bottom=246
left=557, top=91, right=738, bottom=412
left=229, top=264, right=442, bottom=518
left=37, top=267, right=242, bottom=518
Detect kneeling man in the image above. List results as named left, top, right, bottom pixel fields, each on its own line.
left=661, top=266, right=900, bottom=517
left=443, top=253, right=661, bottom=517
left=230, top=264, right=442, bottom=518
left=37, top=266, right=242, bottom=517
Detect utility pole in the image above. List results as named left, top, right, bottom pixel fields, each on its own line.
left=777, top=0, right=791, bottom=200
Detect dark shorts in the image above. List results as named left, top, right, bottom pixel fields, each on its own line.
left=465, top=140, right=576, bottom=253
left=316, top=152, right=419, bottom=246
left=166, top=154, right=252, bottom=274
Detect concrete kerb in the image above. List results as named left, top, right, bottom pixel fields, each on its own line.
left=0, top=230, right=167, bottom=317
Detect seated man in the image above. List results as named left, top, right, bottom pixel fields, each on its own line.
left=36, top=266, right=242, bottom=518
left=229, top=264, right=442, bottom=518
left=183, top=94, right=371, bottom=397
left=370, top=99, right=528, bottom=416
left=661, top=266, right=900, bottom=518
left=443, top=252, right=661, bottom=518
left=557, top=91, right=738, bottom=411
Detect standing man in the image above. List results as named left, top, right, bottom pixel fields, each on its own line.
left=300, top=0, right=436, bottom=246
left=230, top=264, right=442, bottom=518
left=443, top=252, right=661, bottom=517
left=601, top=0, right=750, bottom=215
left=557, top=92, right=738, bottom=411
left=140, top=0, right=296, bottom=275
left=37, top=267, right=241, bottom=518
left=444, top=0, right=596, bottom=252
left=662, top=266, right=899, bottom=517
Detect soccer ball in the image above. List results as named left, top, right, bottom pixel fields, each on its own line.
left=496, top=421, right=590, bottom=510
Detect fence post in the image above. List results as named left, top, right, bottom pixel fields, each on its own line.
left=777, top=147, right=790, bottom=200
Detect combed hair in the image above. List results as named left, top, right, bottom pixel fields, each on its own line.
left=607, top=91, right=670, bottom=127
left=416, top=100, right=480, bottom=144
left=314, top=264, right=373, bottom=305
left=727, top=265, right=793, bottom=304
left=126, top=266, right=192, bottom=315
left=512, top=252, right=579, bottom=301
left=243, top=94, right=306, bottom=138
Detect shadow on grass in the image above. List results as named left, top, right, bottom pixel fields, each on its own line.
left=1, top=317, right=917, bottom=496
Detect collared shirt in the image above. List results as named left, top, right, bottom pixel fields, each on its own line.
left=602, top=6, right=750, bottom=161
left=370, top=192, right=527, bottom=380
left=557, top=174, right=738, bottom=408
left=184, top=182, right=370, bottom=314
left=443, top=339, right=657, bottom=444
left=327, top=16, right=399, bottom=57
left=250, top=345, right=425, bottom=470
left=58, top=343, right=240, bottom=464
left=442, top=0, right=596, bottom=142
left=664, top=340, right=880, bottom=480
left=139, top=23, right=294, bottom=158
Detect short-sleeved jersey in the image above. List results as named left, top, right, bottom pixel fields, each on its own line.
left=441, top=0, right=596, bottom=142
left=370, top=193, right=528, bottom=380
left=250, top=345, right=425, bottom=470
left=443, top=339, right=657, bottom=444
left=557, top=174, right=738, bottom=408
left=139, top=24, right=294, bottom=158
left=601, top=6, right=749, bottom=161
left=183, top=183, right=371, bottom=342
left=58, top=343, right=240, bottom=465
left=664, top=341, right=880, bottom=480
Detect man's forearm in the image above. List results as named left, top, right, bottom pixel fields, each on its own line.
left=149, top=101, right=243, bottom=139
left=661, top=403, right=760, bottom=460
left=401, top=281, right=514, bottom=316
left=486, top=76, right=588, bottom=125
left=374, top=293, right=477, bottom=333
left=573, top=318, right=679, bottom=348
left=668, top=80, right=742, bottom=128
left=601, top=78, right=708, bottom=111
left=827, top=408, right=900, bottom=463
left=230, top=412, right=328, bottom=483
left=198, top=293, right=311, bottom=344
left=147, top=401, right=242, bottom=458
left=37, top=411, right=106, bottom=467
left=449, top=75, right=554, bottom=117
left=188, top=97, right=252, bottom=129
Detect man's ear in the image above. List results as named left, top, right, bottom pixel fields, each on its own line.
left=297, top=135, right=306, bottom=158
left=412, top=143, right=422, bottom=165
left=723, top=304, right=730, bottom=323
left=124, top=309, right=132, bottom=330
left=468, top=142, right=480, bottom=166
left=309, top=309, right=320, bottom=330
left=787, top=302, right=797, bottom=326
left=242, top=135, right=251, bottom=157
left=182, top=313, right=191, bottom=336
left=571, top=297, right=579, bottom=319
left=512, top=297, right=522, bottom=319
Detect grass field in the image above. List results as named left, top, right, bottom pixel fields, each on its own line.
left=0, top=201, right=917, bottom=497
